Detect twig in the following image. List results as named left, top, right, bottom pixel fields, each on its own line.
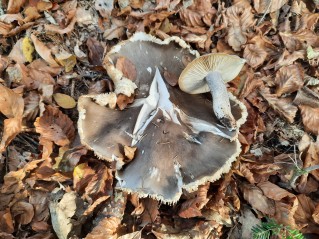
left=257, top=0, right=273, bottom=26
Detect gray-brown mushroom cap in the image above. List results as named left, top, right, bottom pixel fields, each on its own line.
left=77, top=33, right=247, bottom=203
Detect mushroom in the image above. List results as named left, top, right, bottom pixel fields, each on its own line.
left=178, top=53, right=246, bottom=131
left=78, top=33, right=247, bottom=203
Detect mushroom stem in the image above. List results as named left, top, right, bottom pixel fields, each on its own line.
left=206, top=71, right=236, bottom=131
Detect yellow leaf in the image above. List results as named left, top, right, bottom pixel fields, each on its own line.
left=55, top=51, right=77, bottom=72
left=73, top=163, right=88, bottom=180
left=53, top=93, right=77, bottom=109
left=22, top=37, right=34, bottom=63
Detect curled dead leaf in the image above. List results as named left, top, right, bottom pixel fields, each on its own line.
left=244, top=43, right=268, bottom=68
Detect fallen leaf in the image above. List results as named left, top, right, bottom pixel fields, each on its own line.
left=55, top=51, right=77, bottom=72
left=11, top=201, right=34, bottom=225
left=294, top=87, right=319, bottom=108
left=116, top=57, right=137, bottom=81
left=253, top=0, right=288, bottom=14
left=50, top=189, right=81, bottom=239
left=8, top=38, right=27, bottom=64
left=258, top=181, right=298, bottom=227
left=53, top=93, right=77, bottom=109
left=299, top=105, right=319, bottom=136
left=95, top=0, right=114, bottom=18
left=30, top=34, right=60, bottom=67
left=7, top=0, right=26, bottom=14
left=73, top=163, right=95, bottom=194
left=116, top=93, right=134, bottom=110
left=87, top=37, right=105, bottom=66
left=118, top=231, right=142, bottom=239
left=241, top=182, right=275, bottom=216
left=260, top=91, right=297, bottom=123
left=178, top=183, right=210, bottom=218
left=23, top=91, right=40, bottom=121
left=224, top=2, right=255, bottom=51
left=140, top=198, right=158, bottom=226
left=0, top=209, right=14, bottom=233
left=275, top=64, right=304, bottom=96
left=34, top=105, right=75, bottom=146
left=124, top=146, right=137, bottom=160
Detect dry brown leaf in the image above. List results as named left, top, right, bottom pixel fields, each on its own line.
left=140, top=198, right=159, bottom=226
left=280, top=30, right=319, bottom=52
left=34, top=105, right=75, bottom=146
left=85, top=217, right=121, bottom=239
left=55, top=51, right=77, bottom=72
left=299, top=105, right=319, bottom=136
left=53, top=93, right=77, bottom=109
left=116, top=94, right=135, bottom=110
left=0, top=209, right=14, bottom=234
left=116, top=57, right=137, bottom=81
left=260, top=91, right=297, bottom=123
left=23, top=6, right=41, bottom=22
left=84, top=164, right=113, bottom=201
left=179, top=8, right=205, bottom=27
left=275, top=64, right=304, bottom=96
left=241, top=182, right=275, bottom=215
left=31, top=221, right=50, bottom=232
left=36, top=0, right=53, bottom=11
left=178, top=183, right=210, bottom=218
left=8, top=38, right=28, bottom=64
left=29, top=190, right=49, bottom=222
left=183, top=34, right=207, bottom=49
left=95, top=0, right=114, bottom=18
left=86, top=37, right=105, bottom=66
left=294, top=87, right=319, bottom=108
left=244, top=43, right=268, bottom=68
left=224, top=2, right=255, bottom=51
left=7, top=0, right=26, bottom=14
left=23, top=91, right=40, bottom=121
left=30, top=34, right=59, bottom=67
left=73, top=163, right=95, bottom=194
left=124, top=146, right=137, bottom=161
left=45, top=14, right=77, bottom=35
left=294, top=194, right=318, bottom=233
left=11, top=201, right=34, bottom=225
left=253, top=0, right=287, bottom=14
left=258, top=181, right=298, bottom=227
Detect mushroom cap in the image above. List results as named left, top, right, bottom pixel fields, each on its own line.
left=78, top=33, right=248, bottom=203
left=178, top=53, right=246, bottom=94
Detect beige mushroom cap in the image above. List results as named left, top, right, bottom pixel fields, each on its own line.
left=178, top=53, right=246, bottom=94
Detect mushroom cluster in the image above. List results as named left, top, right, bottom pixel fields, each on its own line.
left=78, top=33, right=247, bottom=203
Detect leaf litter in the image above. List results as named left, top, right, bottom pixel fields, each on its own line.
left=1, top=0, right=319, bottom=238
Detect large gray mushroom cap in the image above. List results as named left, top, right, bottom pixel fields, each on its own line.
left=77, top=33, right=247, bottom=203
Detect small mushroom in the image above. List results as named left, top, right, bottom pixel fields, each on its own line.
left=178, top=53, right=246, bottom=131
left=78, top=33, right=247, bottom=203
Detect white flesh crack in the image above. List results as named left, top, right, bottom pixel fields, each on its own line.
left=130, top=68, right=234, bottom=146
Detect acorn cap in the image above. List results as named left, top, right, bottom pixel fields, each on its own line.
left=178, top=53, right=246, bottom=94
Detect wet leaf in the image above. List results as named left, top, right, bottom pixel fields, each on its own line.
left=53, top=93, right=77, bottom=109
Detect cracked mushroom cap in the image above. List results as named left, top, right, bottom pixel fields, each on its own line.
left=178, top=53, right=246, bottom=94
left=78, top=33, right=247, bottom=203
